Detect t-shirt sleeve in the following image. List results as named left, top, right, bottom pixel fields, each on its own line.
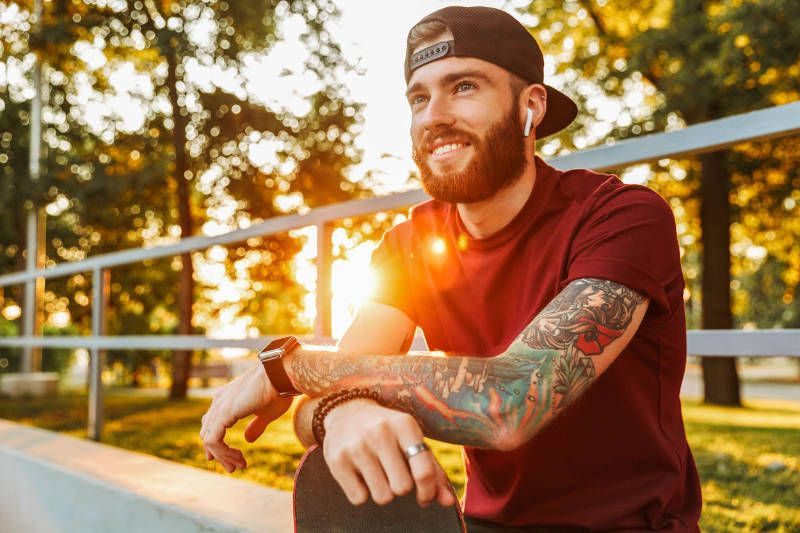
left=367, top=227, right=418, bottom=324
left=562, top=183, right=682, bottom=321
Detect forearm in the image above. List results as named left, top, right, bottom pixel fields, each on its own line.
left=285, top=278, right=646, bottom=451
left=291, top=303, right=416, bottom=447
left=286, top=345, right=557, bottom=450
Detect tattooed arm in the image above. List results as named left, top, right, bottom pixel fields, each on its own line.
left=284, top=278, right=648, bottom=450
left=292, top=301, right=416, bottom=447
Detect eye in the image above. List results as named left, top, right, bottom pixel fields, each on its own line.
left=455, top=81, right=476, bottom=93
left=409, top=94, right=428, bottom=106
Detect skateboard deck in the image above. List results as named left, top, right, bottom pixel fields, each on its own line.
left=293, top=445, right=466, bottom=533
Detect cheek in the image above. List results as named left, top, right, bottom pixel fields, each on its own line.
left=410, top=119, right=424, bottom=148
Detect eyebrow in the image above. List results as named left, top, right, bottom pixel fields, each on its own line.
left=405, top=69, right=495, bottom=98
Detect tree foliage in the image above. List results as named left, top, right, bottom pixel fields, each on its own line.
left=0, top=0, right=365, bottom=393
left=520, top=0, right=800, bottom=401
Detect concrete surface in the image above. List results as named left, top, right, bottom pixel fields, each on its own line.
left=0, top=419, right=292, bottom=533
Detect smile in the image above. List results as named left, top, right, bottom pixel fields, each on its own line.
left=430, top=143, right=470, bottom=159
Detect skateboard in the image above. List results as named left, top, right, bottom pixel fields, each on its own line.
left=293, top=445, right=466, bottom=532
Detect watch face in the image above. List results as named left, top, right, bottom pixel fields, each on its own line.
left=258, top=348, right=282, bottom=363
left=258, top=336, right=299, bottom=362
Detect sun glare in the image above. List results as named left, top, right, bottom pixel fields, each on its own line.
left=290, top=226, right=380, bottom=340
left=431, top=236, right=447, bottom=255
left=331, top=243, right=379, bottom=338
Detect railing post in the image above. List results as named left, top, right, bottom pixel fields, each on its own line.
left=22, top=0, right=44, bottom=373
left=88, top=268, right=109, bottom=441
left=21, top=210, right=45, bottom=373
left=315, top=222, right=333, bottom=341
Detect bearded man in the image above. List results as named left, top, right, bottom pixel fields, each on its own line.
left=200, top=6, right=702, bottom=531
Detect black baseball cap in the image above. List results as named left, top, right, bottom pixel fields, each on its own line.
left=404, top=5, right=577, bottom=138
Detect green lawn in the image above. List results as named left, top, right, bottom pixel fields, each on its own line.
left=1, top=393, right=798, bottom=532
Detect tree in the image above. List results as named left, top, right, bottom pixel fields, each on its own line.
left=3, top=0, right=364, bottom=397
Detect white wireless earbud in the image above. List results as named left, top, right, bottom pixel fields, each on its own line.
left=524, top=108, right=534, bottom=137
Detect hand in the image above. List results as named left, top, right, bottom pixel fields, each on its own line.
left=322, top=399, right=456, bottom=508
left=200, top=362, right=294, bottom=472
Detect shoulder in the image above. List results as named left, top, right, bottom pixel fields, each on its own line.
left=552, top=163, right=674, bottom=225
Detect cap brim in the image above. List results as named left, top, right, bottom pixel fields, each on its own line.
left=537, top=85, right=578, bottom=138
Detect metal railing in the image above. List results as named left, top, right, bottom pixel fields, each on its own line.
left=1, top=101, right=800, bottom=439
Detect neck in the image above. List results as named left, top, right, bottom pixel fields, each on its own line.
left=457, top=157, right=537, bottom=239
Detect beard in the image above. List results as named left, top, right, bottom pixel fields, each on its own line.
left=411, top=104, right=527, bottom=204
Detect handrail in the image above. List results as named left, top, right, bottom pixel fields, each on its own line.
left=1, top=101, right=799, bottom=440
left=2, top=101, right=798, bottom=288
left=1, top=329, right=799, bottom=356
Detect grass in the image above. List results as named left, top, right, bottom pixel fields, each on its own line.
left=1, top=393, right=799, bottom=532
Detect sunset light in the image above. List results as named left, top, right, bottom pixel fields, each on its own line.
left=331, top=242, right=379, bottom=338
left=294, top=226, right=381, bottom=340
left=0, top=2, right=797, bottom=530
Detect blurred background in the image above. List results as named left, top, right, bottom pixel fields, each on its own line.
left=0, top=1, right=798, bottom=530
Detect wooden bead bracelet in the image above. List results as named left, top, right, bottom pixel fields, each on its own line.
left=311, top=387, right=380, bottom=445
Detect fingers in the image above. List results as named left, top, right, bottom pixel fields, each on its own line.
left=200, top=402, right=246, bottom=473
left=350, top=444, right=395, bottom=505
left=393, top=414, right=440, bottom=507
left=367, top=426, right=414, bottom=498
left=434, top=461, right=456, bottom=507
left=406, top=451, right=438, bottom=506
left=203, top=421, right=245, bottom=473
left=198, top=361, right=293, bottom=474
left=324, top=420, right=410, bottom=506
left=320, top=403, right=455, bottom=509
left=325, top=448, right=370, bottom=505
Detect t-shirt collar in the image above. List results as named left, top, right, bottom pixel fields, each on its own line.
left=451, top=156, right=554, bottom=251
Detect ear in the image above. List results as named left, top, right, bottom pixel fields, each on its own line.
left=520, top=84, right=547, bottom=134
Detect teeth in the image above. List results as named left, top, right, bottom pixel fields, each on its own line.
left=432, top=143, right=464, bottom=156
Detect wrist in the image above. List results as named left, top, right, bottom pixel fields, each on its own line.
left=293, top=395, right=319, bottom=448
left=253, top=361, right=280, bottom=404
left=258, top=336, right=302, bottom=396
left=312, top=388, right=379, bottom=445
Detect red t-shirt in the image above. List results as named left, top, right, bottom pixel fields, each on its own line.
left=368, top=156, right=702, bottom=530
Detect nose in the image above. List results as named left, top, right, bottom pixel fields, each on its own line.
left=420, top=93, right=456, bottom=133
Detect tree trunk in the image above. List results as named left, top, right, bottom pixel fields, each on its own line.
left=165, top=43, right=193, bottom=400
left=699, top=150, right=741, bottom=406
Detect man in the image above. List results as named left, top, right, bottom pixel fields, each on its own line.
left=200, top=6, right=702, bottom=531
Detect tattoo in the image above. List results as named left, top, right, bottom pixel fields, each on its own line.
left=519, top=278, right=645, bottom=405
left=290, top=278, right=646, bottom=449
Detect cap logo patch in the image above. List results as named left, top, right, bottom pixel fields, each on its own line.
left=410, top=41, right=453, bottom=72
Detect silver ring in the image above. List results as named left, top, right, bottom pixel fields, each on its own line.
left=404, top=442, right=430, bottom=460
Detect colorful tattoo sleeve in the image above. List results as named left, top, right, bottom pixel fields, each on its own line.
left=287, top=278, right=647, bottom=449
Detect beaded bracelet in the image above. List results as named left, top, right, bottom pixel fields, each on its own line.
left=312, top=388, right=380, bottom=445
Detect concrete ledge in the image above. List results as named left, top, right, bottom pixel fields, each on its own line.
left=0, top=419, right=292, bottom=532
left=0, top=372, right=59, bottom=398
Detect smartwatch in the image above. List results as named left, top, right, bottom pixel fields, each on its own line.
left=258, top=336, right=301, bottom=397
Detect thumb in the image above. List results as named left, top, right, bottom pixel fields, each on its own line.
left=244, top=414, right=270, bottom=443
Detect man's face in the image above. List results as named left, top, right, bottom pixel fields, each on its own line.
left=406, top=56, right=527, bottom=204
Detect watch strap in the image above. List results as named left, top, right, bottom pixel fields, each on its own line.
left=261, top=337, right=301, bottom=397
